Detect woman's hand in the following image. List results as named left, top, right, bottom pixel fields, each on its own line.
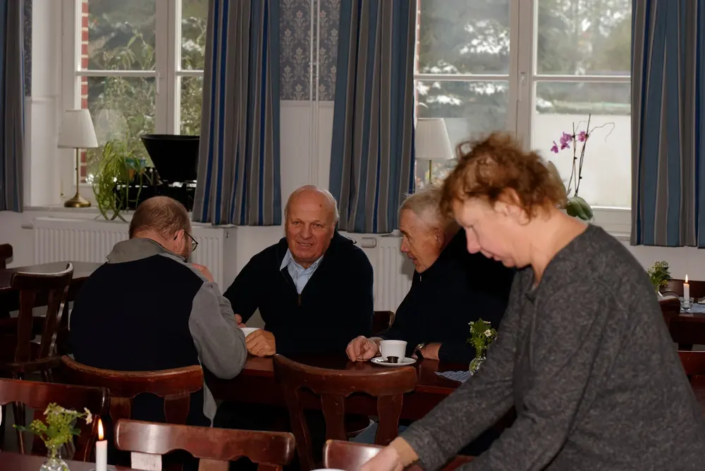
left=346, top=336, right=380, bottom=362
left=360, top=446, right=404, bottom=471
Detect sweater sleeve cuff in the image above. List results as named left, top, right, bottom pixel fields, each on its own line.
left=390, top=437, right=419, bottom=467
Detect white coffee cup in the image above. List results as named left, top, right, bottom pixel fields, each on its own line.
left=240, top=327, right=260, bottom=337
left=379, top=340, right=407, bottom=362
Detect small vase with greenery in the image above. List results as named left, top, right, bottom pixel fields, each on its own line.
left=92, top=139, right=150, bottom=222
left=647, top=261, right=671, bottom=296
left=468, top=319, right=497, bottom=373
left=14, top=403, right=93, bottom=471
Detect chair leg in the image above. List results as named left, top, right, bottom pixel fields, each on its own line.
left=0, top=404, right=6, bottom=448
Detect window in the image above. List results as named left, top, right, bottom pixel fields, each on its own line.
left=72, top=0, right=207, bottom=183
left=415, top=0, right=632, bottom=208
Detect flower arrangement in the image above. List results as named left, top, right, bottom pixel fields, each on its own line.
left=647, top=261, right=671, bottom=294
left=547, top=114, right=615, bottom=221
left=467, top=319, right=497, bottom=373
left=15, top=403, right=93, bottom=470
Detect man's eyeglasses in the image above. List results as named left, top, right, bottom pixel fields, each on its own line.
left=175, top=231, right=199, bottom=252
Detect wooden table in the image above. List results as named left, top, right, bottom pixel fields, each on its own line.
left=0, top=452, right=133, bottom=470
left=207, top=355, right=469, bottom=421
left=208, top=355, right=705, bottom=419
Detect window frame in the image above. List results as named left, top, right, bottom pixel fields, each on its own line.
left=62, top=0, right=205, bottom=191
left=413, top=0, right=632, bottom=214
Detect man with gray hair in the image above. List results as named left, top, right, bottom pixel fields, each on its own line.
left=347, top=186, right=514, bottom=364
left=224, top=185, right=373, bottom=357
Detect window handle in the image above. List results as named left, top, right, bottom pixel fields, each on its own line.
left=518, top=72, right=526, bottom=102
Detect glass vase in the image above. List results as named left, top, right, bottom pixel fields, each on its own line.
left=41, top=445, right=69, bottom=471
left=469, top=355, right=485, bottom=374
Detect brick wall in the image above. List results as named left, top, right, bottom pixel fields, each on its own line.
left=80, top=0, right=89, bottom=181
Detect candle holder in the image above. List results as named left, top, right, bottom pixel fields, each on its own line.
left=680, top=296, right=694, bottom=313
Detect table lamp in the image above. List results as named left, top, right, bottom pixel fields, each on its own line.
left=58, top=109, right=99, bottom=208
left=415, top=118, right=454, bottom=184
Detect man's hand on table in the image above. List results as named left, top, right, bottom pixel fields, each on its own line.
left=415, top=342, right=442, bottom=361
left=246, top=330, right=276, bottom=357
left=360, top=444, right=404, bottom=471
left=346, top=336, right=380, bottom=362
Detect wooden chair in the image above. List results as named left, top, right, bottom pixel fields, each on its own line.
left=0, top=243, right=12, bottom=269
left=323, top=440, right=473, bottom=471
left=0, top=378, right=108, bottom=460
left=372, top=311, right=395, bottom=336
left=60, top=356, right=204, bottom=425
left=115, top=419, right=295, bottom=471
left=273, top=355, right=417, bottom=471
left=0, top=264, right=73, bottom=382
left=659, top=297, right=681, bottom=328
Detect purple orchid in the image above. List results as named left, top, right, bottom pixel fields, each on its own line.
left=578, top=131, right=587, bottom=142
left=551, top=141, right=559, bottom=153
left=559, top=132, right=572, bottom=150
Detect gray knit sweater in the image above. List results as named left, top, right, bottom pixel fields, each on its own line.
left=402, top=225, right=705, bottom=470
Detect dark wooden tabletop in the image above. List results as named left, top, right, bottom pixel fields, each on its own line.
left=0, top=261, right=102, bottom=293
left=0, top=453, right=133, bottom=470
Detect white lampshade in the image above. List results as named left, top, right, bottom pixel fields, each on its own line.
left=58, top=109, right=99, bottom=149
left=415, top=118, right=454, bottom=161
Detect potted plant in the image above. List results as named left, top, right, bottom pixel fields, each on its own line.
left=14, top=403, right=93, bottom=471
left=92, top=139, right=151, bottom=221
left=467, top=319, right=497, bottom=373
left=647, top=261, right=671, bottom=296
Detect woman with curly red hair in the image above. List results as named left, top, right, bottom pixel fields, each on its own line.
left=362, top=133, right=705, bottom=470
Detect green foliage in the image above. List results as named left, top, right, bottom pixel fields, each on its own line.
left=14, top=403, right=93, bottom=452
left=566, top=195, right=593, bottom=221
left=467, top=318, right=497, bottom=359
left=92, top=140, right=150, bottom=221
left=647, top=261, right=671, bottom=293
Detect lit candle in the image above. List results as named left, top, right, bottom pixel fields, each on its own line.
left=96, top=418, right=107, bottom=471
left=684, top=275, right=691, bottom=305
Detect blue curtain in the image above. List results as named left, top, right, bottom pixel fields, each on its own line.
left=631, top=0, right=705, bottom=246
left=329, top=0, right=416, bottom=234
left=194, top=0, right=281, bottom=226
left=0, top=0, right=24, bottom=212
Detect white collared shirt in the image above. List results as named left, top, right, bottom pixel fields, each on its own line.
left=279, top=249, right=323, bottom=294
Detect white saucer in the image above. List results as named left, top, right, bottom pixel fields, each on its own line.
left=370, top=357, right=416, bottom=367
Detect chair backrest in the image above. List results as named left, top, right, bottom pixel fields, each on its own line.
left=372, top=311, right=395, bottom=336
left=115, top=419, right=295, bottom=471
left=665, top=279, right=705, bottom=300
left=322, top=440, right=473, bottom=471
left=273, top=355, right=417, bottom=471
left=0, top=378, right=108, bottom=460
left=659, top=297, right=681, bottom=328
left=679, top=351, right=705, bottom=377
left=3, top=264, right=73, bottom=380
left=60, top=356, right=204, bottom=425
left=0, top=243, right=12, bottom=269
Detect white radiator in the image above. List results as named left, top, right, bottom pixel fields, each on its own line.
left=346, top=233, right=414, bottom=312
left=33, top=217, right=236, bottom=288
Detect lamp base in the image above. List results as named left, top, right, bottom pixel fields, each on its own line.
left=64, top=193, right=91, bottom=208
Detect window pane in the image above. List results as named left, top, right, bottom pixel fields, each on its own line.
left=416, top=80, right=508, bottom=186
left=181, top=0, right=208, bottom=70
left=417, top=0, right=510, bottom=75
left=180, top=76, right=203, bottom=135
left=86, top=0, right=156, bottom=70
left=537, top=0, right=631, bottom=76
left=534, top=81, right=631, bottom=207
left=85, top=76, right=156, bottom=182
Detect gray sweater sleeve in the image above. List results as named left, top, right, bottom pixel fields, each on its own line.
left=400, top=277, right=523, bottom=470
left=188, top=280, right=247, bottom=379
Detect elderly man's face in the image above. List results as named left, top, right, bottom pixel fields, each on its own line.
left=285, top=192, right=336, bottom=268
left=399, top=209, right=444, bottom=273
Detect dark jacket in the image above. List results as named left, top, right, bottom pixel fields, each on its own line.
left=384, top=230, right=514, bottom=364
left=70, top=238, right=247, bottom=427
left=224, top=232, right=374, bottom=355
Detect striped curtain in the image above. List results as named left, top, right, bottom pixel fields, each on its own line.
left=0, top=0, right=24, bottom=212
left=329, top=0, right=416, bottom=234
left=194, top=0, right=281, bottom=226
left=631, top=0, right=705, bottom=246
